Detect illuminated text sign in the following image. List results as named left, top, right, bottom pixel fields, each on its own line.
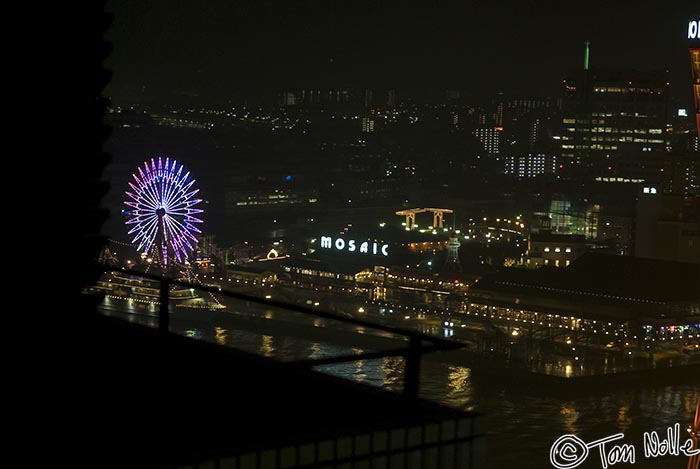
left=320, top=236, right=389, bottom=256
left=690, top=20, right=699, bottom=39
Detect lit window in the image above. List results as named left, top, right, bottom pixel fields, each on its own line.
left=565, top=260, right=571, bottom=266
left=565, top=248, right=571, bottom=253
left=555, top=248, right=561, bottom=252
left=544, top=247, right=550, bottom=252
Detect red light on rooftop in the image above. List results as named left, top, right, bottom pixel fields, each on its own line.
left=660, top=168, right=664, bottom=172
left=607, top=166, right=612, bottom=170
left=454, top=279, right=460, bottom=285
left=494, top=126, right=503, bottom=131
left=559, top=164, right=565, bottom=169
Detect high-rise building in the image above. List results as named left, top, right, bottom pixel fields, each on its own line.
left=688, top=19, right=700, bottom=136
left=387, top=89, right=397, bottom=108
left=474, top=126, right=502, bottom=156
left=505, top=153, right=557, bottom=178
left=280, top=92, right=296, bottom=106
left=560, top=42, right=668, bottom=178
left=504, top=97, right=558, bottom=155
left=634, top=185, right=700, bottom=263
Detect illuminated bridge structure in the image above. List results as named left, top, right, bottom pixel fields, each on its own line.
left=396, top=208, right=454, bottom=230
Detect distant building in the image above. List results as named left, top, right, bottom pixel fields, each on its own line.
left=361, top=117, right=375, bottom=133
left=657, top=153, right=700, bottom=196
left=668, top=109, right=697, bottom=153
left=634, top=185, right=700, bottom=263
left=468, top=253, right=700, bottom=338
left=688, top=20, right=700, bottom=136
left=526, top=232, right=587, bottom=268
left=504, top=97, right=558, bottom=155
left=291, top=89, right=353, bottom=105
left=357, top=177, right=404, bottom=200
left=387, top=89, right=398, bottom=108
left=474, top=126, right=502, bottom=156
left=598, top=213, right=634, bottom=255
left=526, top=215, right=587, bottom=267
left=505, top=153, right=557, bottom=178
left=548, top=199, right=600, bottom=239
left=280, top=92, right=296, bottom=106
left=560, top=43, right=668, bottom=177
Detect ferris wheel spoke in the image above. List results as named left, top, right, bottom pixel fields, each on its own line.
left=186, top=223, right=202, bottom=234
left=181, top=177, right=195, bottom=195
left=163, top=214, right=194, bottom=251
left=124, top=199, right=141, bottom=210
left=135, top=222, right=159, bottom=252
left=130, top=215, right=158, bottom=242
left=167, top=190, right=196, bottom=210
left=163, top=213, right=189, bottom=236
left=137, top=166, right=148, bottom=184
left=166, top=195, right=199, bottom=213
left=128, top=214, right=157, bottom=233
left=127, top=188, right=159, bottom=212
left=143, top=179, right=164, bottom=211
left=162, top=176, right=181, bottom=209
left=135, top=173, right=160, bottom=206
left=132, top=222, right=158, bottom=245
left=185, top=216, right=204, bottom=225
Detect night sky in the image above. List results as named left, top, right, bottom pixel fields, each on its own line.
left=106, top=1, right=697, bottom=105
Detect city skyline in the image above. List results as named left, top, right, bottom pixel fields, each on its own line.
left=67, top=3, right=700, bottom=467
left=106, top=1, right=697, bottom=107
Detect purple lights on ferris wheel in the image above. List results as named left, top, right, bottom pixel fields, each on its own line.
left=125, top=157, right=203, bottom=265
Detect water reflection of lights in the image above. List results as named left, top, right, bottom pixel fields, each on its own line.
left=560, top=403, right=580, bottom=434
left=381, top=356, right=404, bottom=387
left=617, top=403, right=631, bottom=433
left=214, top=326, right=227, bottom=346
left=306, top=342, right=325, bottom=363
left=260, top=335, right=275, bottom=357
left=447, top=366, right=471, bottom=395
left=353, top=348, right=367, bottom=380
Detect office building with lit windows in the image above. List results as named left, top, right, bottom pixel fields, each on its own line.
left=689, top=19, right=700, bottom=136
left=526, top=233, right=587, bottom=268
left=505, top=153, right=557, bottom=178
left=474, top=127, right=502, bottom=156
left=560, top=44, right=668, bottom=178
left=361, top=116, right=375, bottom=133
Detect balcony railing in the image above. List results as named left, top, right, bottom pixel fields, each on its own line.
left=93, top=263, right=466, bottom=400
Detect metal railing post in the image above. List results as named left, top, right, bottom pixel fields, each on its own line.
left=404, top=336, right=422, bottom=399
left=159, top=277, right=169, bottom=334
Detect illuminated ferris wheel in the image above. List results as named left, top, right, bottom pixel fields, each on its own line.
left=124, top=157, right=203, bottom=266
